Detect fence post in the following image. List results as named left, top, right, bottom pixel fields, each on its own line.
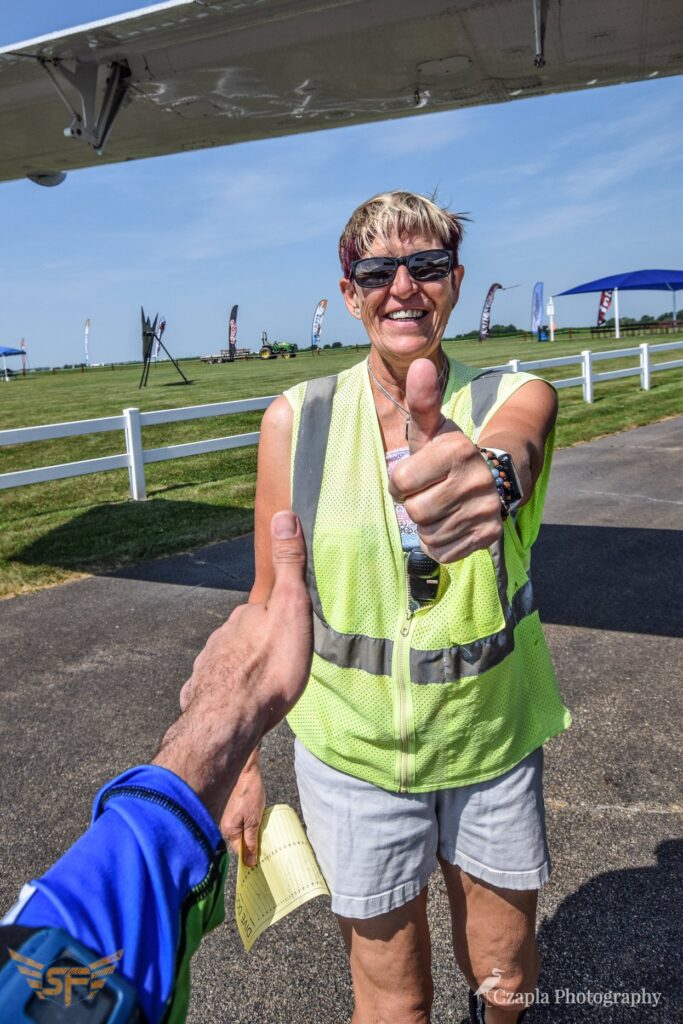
left=508, top=359, right=520, bottom=373
left=123, top=407, right=147, bottom=500
left=639, top=342, right=651, bottom=391
left=581, top=349, right=594, bottom=403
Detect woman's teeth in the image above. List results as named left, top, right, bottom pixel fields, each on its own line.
left=386, top=310, right=426, bottom=320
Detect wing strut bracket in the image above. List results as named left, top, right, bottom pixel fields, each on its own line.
left=39, top=58, right=131, bottom=155
left=532, top=0, right=549, bottom=67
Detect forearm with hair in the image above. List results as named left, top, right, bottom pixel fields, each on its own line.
left=153, top=698, right=263, bottom=822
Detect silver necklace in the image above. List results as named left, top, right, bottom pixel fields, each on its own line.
left=368, top=357, right=449, bottom=440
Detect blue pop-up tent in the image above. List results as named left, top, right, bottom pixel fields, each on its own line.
left=555, top=269, right=683, bottom=338
left=1, top=345, right=25, bottom=381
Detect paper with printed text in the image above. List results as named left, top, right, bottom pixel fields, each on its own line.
left=235, top=804, right=329, bottom=951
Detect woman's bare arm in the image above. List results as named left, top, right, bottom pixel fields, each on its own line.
left=478, top=379, right=558, bottom=505
left=250, top=395, right=295, bottom=603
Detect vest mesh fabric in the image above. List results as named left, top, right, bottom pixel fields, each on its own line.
left=285, top=357, right=571, bottom=792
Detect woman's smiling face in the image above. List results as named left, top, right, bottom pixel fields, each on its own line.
left=340, top=232, right=464, bottom=371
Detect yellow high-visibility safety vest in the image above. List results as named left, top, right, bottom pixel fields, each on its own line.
left=285, top=358, right=571, bottom=793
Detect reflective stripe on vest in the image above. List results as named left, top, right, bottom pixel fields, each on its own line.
left=291, top=373, right=338, bottom=624
left=470, top=370, right=512, bottom=435
left=292, top=367, right=537, bottom=684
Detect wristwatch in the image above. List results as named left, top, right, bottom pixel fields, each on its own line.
left=478, top=447, right=524, bottom=518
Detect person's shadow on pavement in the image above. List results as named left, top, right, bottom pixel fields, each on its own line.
left=526, top=839, right=682, bottom=1022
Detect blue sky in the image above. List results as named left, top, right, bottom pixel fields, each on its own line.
left=1, top=2, right=681, bottom=368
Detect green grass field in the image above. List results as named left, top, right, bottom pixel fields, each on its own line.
left=1, top=331, right=681, bottom=598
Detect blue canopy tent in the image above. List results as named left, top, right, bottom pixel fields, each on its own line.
left=1, top=345, right=25, bottom=381
left=555, top=269, right=683, bottom=339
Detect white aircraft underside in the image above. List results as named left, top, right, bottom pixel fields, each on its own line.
left=0, top=0, right=680, bottom=183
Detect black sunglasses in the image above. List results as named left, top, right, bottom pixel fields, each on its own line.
left=350, top=249, right=454, bottom=289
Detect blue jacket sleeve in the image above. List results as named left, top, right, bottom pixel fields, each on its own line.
left=7, top=764, right=228, bottom=1024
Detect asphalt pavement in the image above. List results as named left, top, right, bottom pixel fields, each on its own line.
left=1, top=416, right=682, bottom=1023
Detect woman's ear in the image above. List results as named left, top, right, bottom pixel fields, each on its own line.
left=340, top=276, right=361, bottom=317
left=451, top=264, right=465, bottom=307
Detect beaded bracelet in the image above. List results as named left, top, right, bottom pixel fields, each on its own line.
left=478, top=447, right=522, bottom=519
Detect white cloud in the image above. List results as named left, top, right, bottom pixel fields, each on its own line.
left=549, top=88, right=681, bottom=151
left=557, top=132, right=682, bottom=202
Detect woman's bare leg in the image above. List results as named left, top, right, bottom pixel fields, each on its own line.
left=440, top=861, right=539, bottom=1023
left=337, top=888, right=433, bottom=1024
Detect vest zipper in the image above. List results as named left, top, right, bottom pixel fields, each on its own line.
left=395, top=552, right=441, bottom=791
left=394, top=553, right=416, bottom=792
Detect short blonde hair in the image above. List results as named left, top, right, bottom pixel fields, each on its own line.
left=338, top=190, right=467, bottom=277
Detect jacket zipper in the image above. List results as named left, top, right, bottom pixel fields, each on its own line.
left=100, top=785, right=222, bottom=898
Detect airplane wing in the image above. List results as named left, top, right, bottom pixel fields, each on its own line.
left=0, top=0, right=680, bottom=184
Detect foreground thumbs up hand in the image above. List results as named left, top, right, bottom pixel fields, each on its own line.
left=388, top=359, right=503, bottom=563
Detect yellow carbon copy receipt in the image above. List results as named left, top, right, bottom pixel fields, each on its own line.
left=235, top=804, right=330, bottom=951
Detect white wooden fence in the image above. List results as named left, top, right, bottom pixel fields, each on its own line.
left=1, top=340, right=681, bottom=500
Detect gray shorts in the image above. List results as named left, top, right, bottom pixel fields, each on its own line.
left=294, top=739, right=550, bottom=920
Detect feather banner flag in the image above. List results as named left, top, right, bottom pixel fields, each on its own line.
left=531, top=282, right=544, bottom=335
left=20, top=336, right=27, bottom=373
left=597, top=290, right=613, bottom=326
left=154, top=316, right=166, bottom=359
left=84, top=319, right=90, bottom=365
left=311, top=299, right=328, bottom=349
left=479, top=283, right=502, bottom=341
left=228, top=304, right=238, bottom=361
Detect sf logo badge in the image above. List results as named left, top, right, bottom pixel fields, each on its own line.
left=9, top=947, right=123, bottom=1007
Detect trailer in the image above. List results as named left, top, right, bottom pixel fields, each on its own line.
left=200, top=347, right=252, bottom=363
left=201, top=349, right=230, bottom=364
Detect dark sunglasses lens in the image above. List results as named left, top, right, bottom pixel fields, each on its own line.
left=407, top=250, right=452, bottom=281
left=352, top=250, right=452, bottom=288
left=353, top=257, right=396, bottom=288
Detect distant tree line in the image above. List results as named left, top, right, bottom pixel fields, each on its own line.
left=602, top=311, right=678, bottom=327
left=452, top=323, right=522, bottom=339
left=450, top=311, right=678, bottom=339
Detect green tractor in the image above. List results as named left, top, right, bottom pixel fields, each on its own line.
left=259, top=331, right=298, bottom=359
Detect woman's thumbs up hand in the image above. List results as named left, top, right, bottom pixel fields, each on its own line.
left=388, top=359, right=502, bottom=563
